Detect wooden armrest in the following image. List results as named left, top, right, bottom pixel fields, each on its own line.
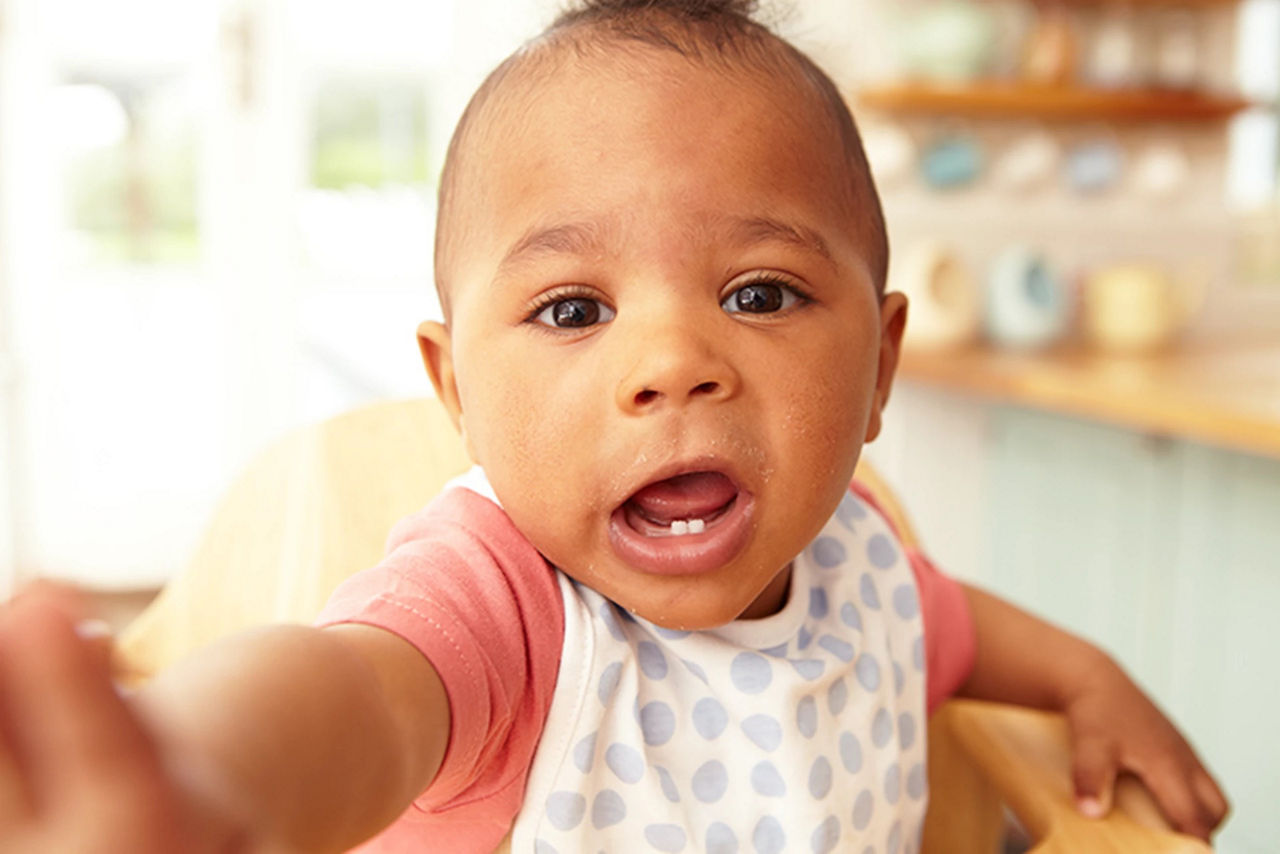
left=924, top=699, right=1212, bottom=854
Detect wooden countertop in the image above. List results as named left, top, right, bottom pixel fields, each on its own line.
left=897, top=339, right=1280, bottom=459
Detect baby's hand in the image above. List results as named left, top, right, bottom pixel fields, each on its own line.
left=1064, top=659, right=1228, bottom=841
left=0, top=586, right=241, bottom=853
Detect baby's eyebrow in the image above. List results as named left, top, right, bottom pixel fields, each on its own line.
left=723, top=215, right=835, bottom=267
left=499, top=221, right=605, bottom=272
left=496, top=214, right=835, bottom=273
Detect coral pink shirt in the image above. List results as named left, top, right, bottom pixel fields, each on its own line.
left=317, top=482, right=975, bottom=853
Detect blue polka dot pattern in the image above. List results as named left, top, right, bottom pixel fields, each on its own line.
left=885, top=763, right=902, bottom=805
left=811, top=815, right=841, bottom=854
left=597, top=661, right=622, bottom=705
left=640, top=701, right=675, bottom=746
left=605, top=743, right=644, bottom=783
left=592, top=789, right=626, bottom=828
left=851, top=789, right=874, bottom=830
left=887, top=820, right=902, bottom=854
left=711, top=819, right=742, bottom=854
left=867, top=533, right=898, bottom=569
left=828, top=678, right=848, bottom=716
left=742, top=714, right=783, bottom=752
left=682, top=658, right=710, bottom=684
left=840, top=731, right=863, bottom=773
left=860, top=574, right=882, bottom=610
left=836, top=493, right=867, bottom=527
left=906, top=763, right=926, bottom=801
left=892, top=584, right=919, bottom=620
left=752, top=816, right=786, bottom=854
left=531, top=484, right=929, bottom=851
left=645, top=823, right=686, bottom=852
left=692, top=760, right=728, bottom=803
left=898, top=713, right=916, bottom=750
left=706, top=821, right=739, bottom=854
left=809, top=756, right=833, bottom=798
left=730, top=652, right=772, bottom=694
left=751, top=760, right=787, bottom=797
left=573, top=731, right=597, bottom=773
left=637, top=642, right=669, bottom=679
left=840, top=602, right=862, bottom=630
left=818, top=634, right=854, bottom=662
left=655, top=765, right=681, bottom=803
left=791, top=658, right=825, bottom=680
left=796, top=695, right=818, bottom=738
left=872, top=709, right=894, bottom=749
left=546, top=791, right=585, bottom=831
left=598, top=602, right=627, bottom=641
left=535, top=840, right=558, bottom=854
left=693, top=697, right=728, bottom=740
left=812, top=536, right=847, bottom=567
left=855, top=653, right=881, bottom=691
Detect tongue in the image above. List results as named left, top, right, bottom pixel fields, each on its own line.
left=628, top=471, right=738, bottom=523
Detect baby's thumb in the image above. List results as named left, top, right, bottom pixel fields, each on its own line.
left=1072, top=735, right=1116, bottom=819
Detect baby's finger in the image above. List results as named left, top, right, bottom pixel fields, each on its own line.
left=1193, top=769, right=1230, bottom=834
left=0, top=621, right=37, bottom=828
left=0, top=593, right=161, bottom=807
left=1136, top=760, right=1214, bottom=841
left=1071, top=734, right=1116, bottom=819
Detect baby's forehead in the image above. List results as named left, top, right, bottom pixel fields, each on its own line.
left=434, top=23, right=888, bottom=313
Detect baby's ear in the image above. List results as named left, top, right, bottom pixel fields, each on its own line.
left=417, top=320, right=464, bottom=430
left=864, top=291, right=908, bottom=444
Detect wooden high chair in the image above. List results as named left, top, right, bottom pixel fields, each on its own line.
left=115, top=398, right=1212, bottom=853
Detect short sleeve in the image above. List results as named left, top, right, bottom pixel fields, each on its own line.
left=316, top=488, right=564, bottom=851
left=850, top=480, right=975, bottom=715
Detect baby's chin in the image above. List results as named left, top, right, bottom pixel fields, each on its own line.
left=579, top=562, right=795, bottom=633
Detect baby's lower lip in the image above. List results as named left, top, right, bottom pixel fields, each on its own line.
left=607, top=491, right=755, bottom=576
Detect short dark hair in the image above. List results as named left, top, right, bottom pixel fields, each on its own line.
left=433, top=0, right=889, bottom=317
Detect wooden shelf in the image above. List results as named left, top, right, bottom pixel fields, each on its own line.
left=856, top=82, right=1251, bottom=123
left=1059, top=0, right=1237, bottom=4
left=897, top=339, right=1280, bottom=460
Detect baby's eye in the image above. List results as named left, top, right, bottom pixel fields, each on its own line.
left=721, top=279, right=804, bottom=315
left=532, top=296, right=616, bottom=329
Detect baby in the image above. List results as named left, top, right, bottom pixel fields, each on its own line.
left=0, top=1, right=1228, bottom=852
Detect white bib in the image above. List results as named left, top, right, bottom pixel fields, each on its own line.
left=510, top=489, right=929, bottom=854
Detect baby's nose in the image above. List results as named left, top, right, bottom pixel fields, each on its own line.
left=615, top=331, right=740, bottom=414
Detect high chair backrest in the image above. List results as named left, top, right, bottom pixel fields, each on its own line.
left=115, top=398, right=1211, bottom=853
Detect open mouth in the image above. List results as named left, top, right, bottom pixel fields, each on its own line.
left=622, top=471, right=739, bottom=536
left=609, top=469, right=755, bottom=575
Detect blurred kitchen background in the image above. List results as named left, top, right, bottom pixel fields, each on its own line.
left=0, top=0, right=1276, bottom=849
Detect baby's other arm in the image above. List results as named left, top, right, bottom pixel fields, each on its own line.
left=955, top=584, right=1228, bottom=841
left=0, top=586, right=450, bottom=853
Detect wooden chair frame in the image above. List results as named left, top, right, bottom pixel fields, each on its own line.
left=116, top=398, right=1211, bottom=853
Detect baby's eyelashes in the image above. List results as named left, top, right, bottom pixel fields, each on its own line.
left=532, top=296, right=616, bottom=329
left=720, top=278, right=807, bottom=315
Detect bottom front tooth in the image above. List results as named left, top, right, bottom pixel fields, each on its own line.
left=670, top=520, right=689, bottom=535
left=687, top=518, right=705, bottom=534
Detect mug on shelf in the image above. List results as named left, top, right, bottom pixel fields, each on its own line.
left=985, top=246, right=1072, bottom=350
left=1082, top=263, right=1207, bottom=353
left=890, top=241, right=982, bottom=352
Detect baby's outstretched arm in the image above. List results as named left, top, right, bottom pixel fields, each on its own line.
left=956, top=584, right=1228, bottom=841
left=0, top=586, right=450, bottom=853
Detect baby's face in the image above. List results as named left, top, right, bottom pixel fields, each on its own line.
left=423, top=48, right=906, bottom=629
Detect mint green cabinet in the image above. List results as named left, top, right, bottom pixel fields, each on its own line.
left=982, top=407, right=1280, bottom=854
